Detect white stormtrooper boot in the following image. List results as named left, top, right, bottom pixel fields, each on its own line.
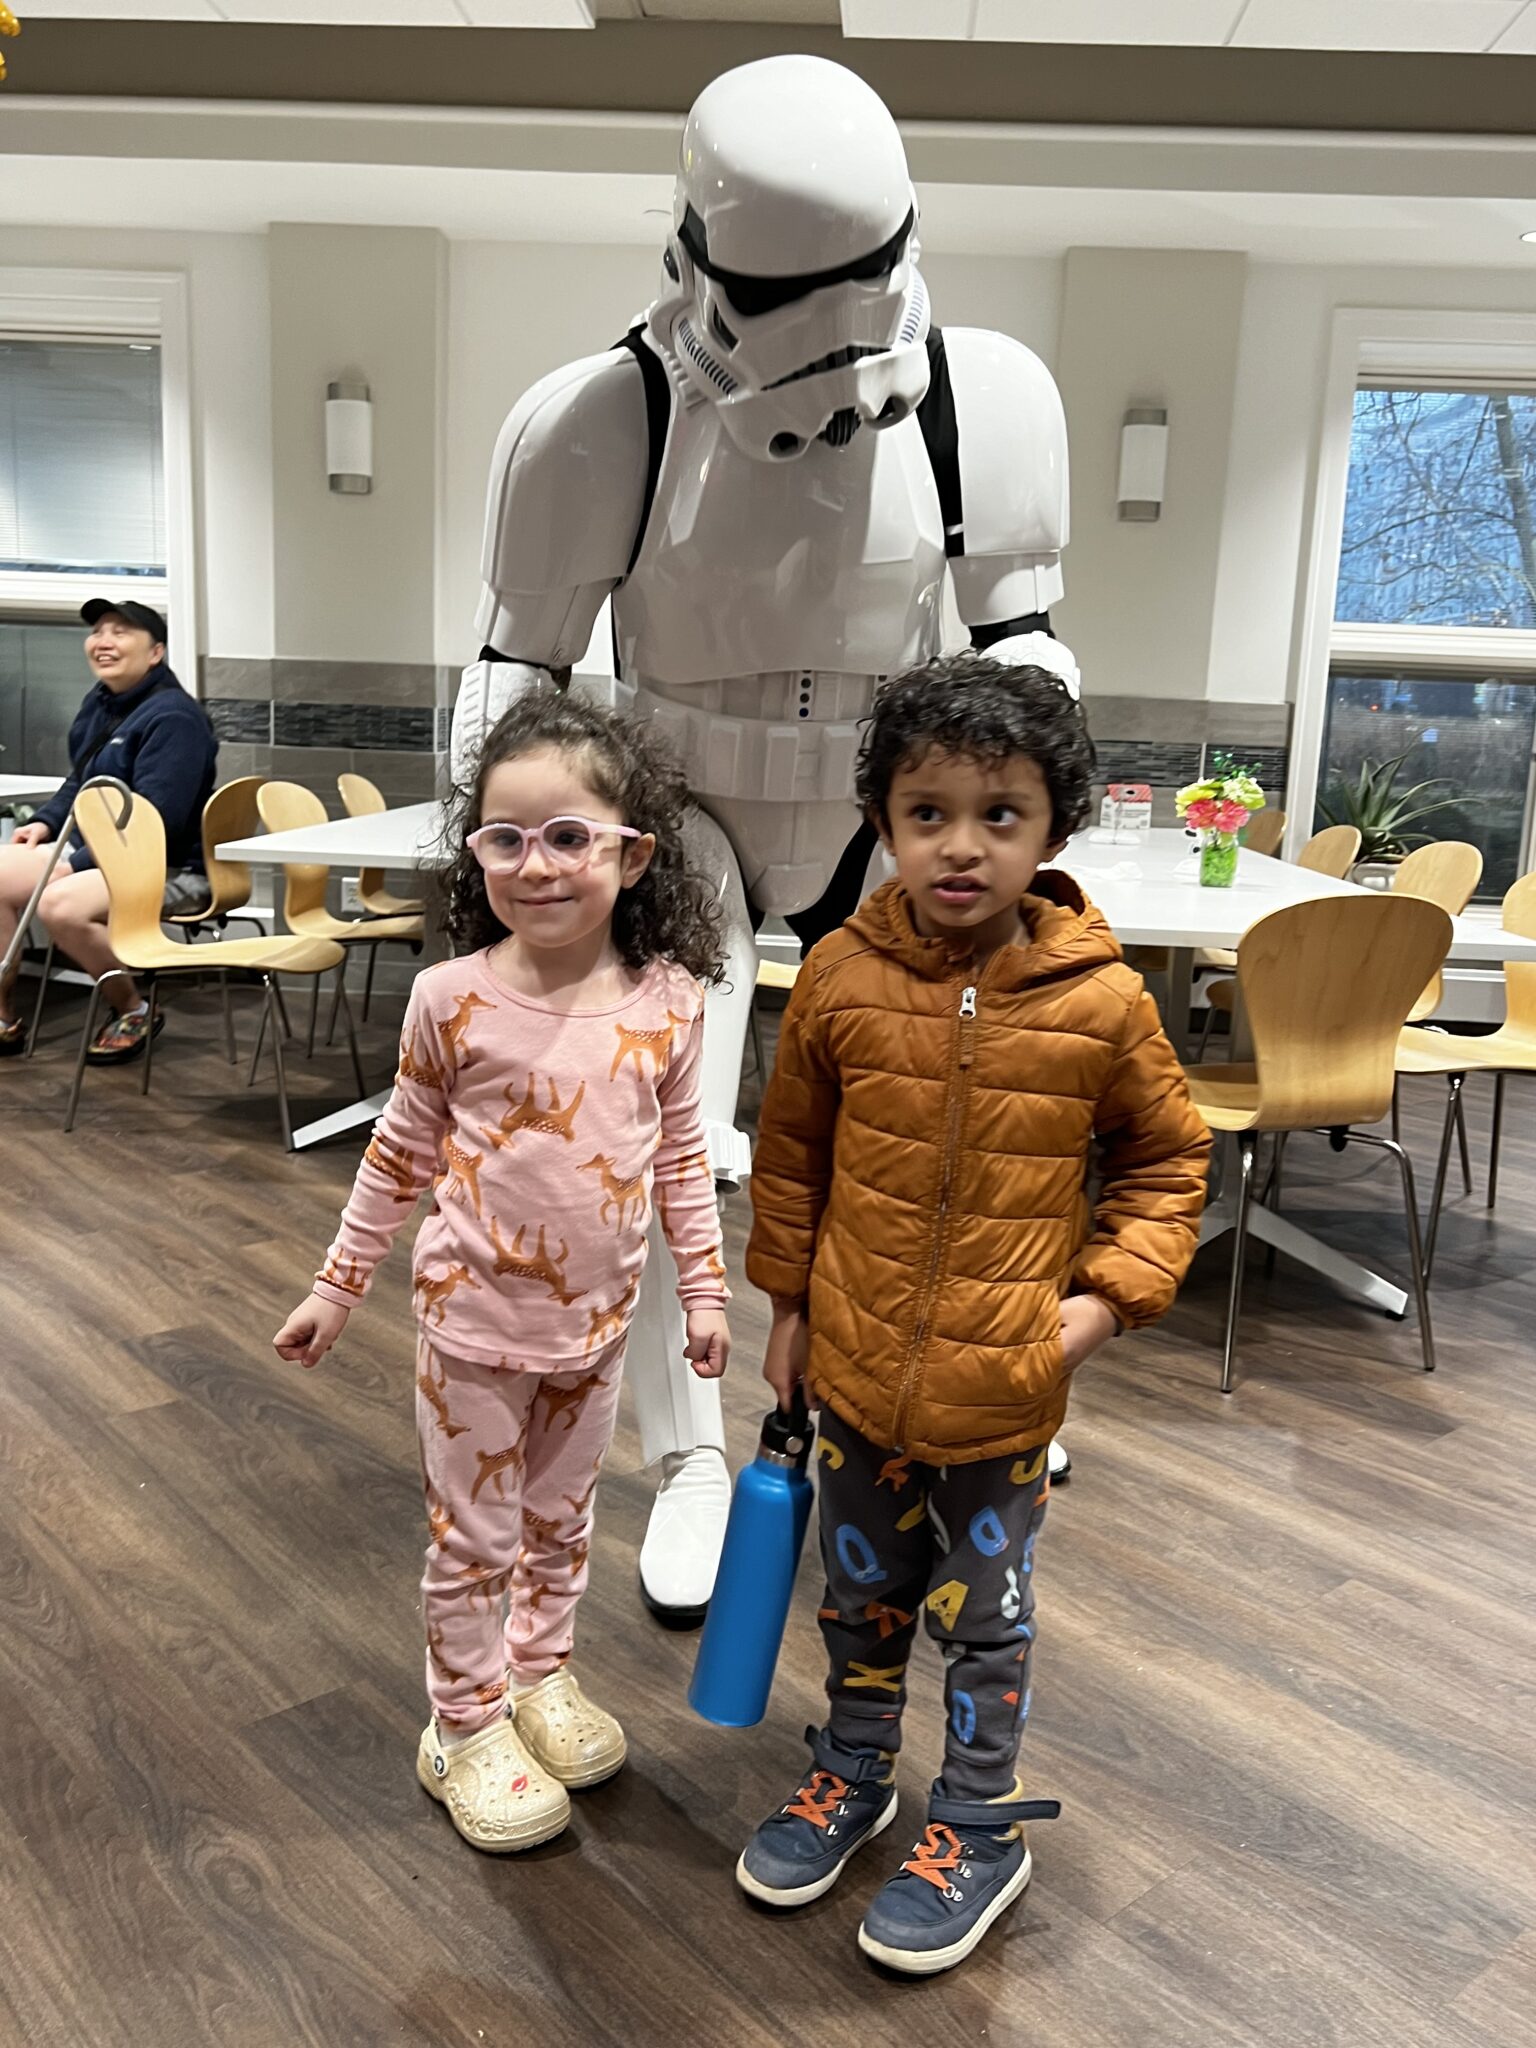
left=1048, top=1438, right=1072, bottom=1482
left=638, top=1445, right=734, bottom=1628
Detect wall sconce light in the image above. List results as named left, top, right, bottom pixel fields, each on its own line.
left=1117, top=407, right=1167, bottom=523
left=326, top=379, right=373, bottom=496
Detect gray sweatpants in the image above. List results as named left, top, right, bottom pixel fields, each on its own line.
left=815, top=1403, right=1051, bottom=1801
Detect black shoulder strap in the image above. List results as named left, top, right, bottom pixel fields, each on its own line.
left=916, top=327, right=964, bottom=560
left=613, top=326, right=673, bottom=578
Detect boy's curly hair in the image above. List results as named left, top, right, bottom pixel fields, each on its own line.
left=855, top=652, right=1097, bottom=845
left=439, top=689, right=726, bottom=983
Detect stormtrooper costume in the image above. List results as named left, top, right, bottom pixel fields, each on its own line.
left=454, top=55, right=1077, bottom=1625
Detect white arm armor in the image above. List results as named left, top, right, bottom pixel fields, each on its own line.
left=941, top=327, right=1078, bottom=693
left=453, top=346, right=650, bottom=785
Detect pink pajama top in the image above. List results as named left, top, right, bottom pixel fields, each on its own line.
left=313, top=951, right=728, bottom=1368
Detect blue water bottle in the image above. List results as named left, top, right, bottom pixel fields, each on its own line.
left=688, top=1389, right=815, bottom=1728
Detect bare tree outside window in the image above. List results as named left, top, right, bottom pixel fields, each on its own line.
left=1336, top=387, right=1536, bottom=630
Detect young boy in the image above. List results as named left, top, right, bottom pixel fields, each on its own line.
left=738, top=654, right=1210, bottom=1976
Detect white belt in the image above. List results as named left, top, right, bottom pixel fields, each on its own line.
left=631, top=681, right=867, bottom=806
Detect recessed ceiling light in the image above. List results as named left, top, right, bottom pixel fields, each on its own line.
left=1524, top=230, right=1536, bottom=245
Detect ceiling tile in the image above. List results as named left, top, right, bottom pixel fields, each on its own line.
left=972, top=1, right=1246, bottom=44
left=840, top=0, right=974, bottom=36
left=18, top=1, right=224, bottom=17
left=1490, top=0, right=1536, bottom=48
left=217, top=2, right=464, bottom=21
left=1232, top=1, right=1525, bottom=54
left=460, top=1, right=594, bottom=20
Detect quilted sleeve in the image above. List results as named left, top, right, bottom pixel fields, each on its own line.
left=745, top=961, right=841, bottom=1305
left=1070, top=986, right=1211, bottom=1329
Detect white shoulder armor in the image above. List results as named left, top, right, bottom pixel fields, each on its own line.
left=943, top=326, right=1069, bottom=622
left=475, top=346, right=650, bottom=661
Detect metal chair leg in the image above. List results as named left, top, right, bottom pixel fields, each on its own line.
left=335, top=977, right=366, bottom=1100
left=248, top=983, right=268, bottom=1087
left=1422, top=1073, right=1464, bottom=1287
left=1488, top=1072, right=1506, bottom=1213
left=1352, top=1132, right=1437, bottom=1373
left=1390, top=1076, right=1401, bottom=1147
left=325, top=959, right=346, bottom=1048
left=306, top=974, right=320, bottom=1059
left=273, top=978, right=294, bottom=1042
left=1197, top=1004, right=1218, bottom=1062
left=265, top=976, right=294, bottom=1150
left=1454, top=1083, right=1473, bottom=1197
left=363, top=943, right=379, bottom=1026
left=220, top=972, right=236, bottom=1065
left=24, top=934, right=56, bottom=1057
left=63, top=980, right=103, bottom=1133
left=1220, top=1132, right=1258, bottom=1395
left=140, top=977, right=160, bottom=1097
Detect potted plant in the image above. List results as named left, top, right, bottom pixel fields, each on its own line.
left=1317, top=751, right=1471, bottom=889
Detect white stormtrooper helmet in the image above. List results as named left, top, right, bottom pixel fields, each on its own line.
left=648, top=54, right=932, bottom=462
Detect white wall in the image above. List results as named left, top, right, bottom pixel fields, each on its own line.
left=1209, top=260, right=1536, bottom=706
left=0, top=225, right=274, bottom=663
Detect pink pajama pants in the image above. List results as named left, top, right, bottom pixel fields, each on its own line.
left=415, top=1331, right=626, bottom=1737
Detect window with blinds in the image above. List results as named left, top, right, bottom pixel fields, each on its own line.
left=0, top=339, right=166, bottom=575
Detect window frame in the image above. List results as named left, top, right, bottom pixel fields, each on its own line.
left=0, top=267, right=195, bottom=687
left=1290, top=310, right=1536, bottom=874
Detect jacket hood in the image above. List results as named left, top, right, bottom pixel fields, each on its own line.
left=846, top=869, right=1123, bottom=991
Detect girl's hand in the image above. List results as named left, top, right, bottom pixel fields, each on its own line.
left=1059, top=1294, right=1119, bottom=1374
left=762, top=1300, right=809, bottom=1412
left=273, top=1293, right=351, bottom=1370
left=684, top=1308, right=731, bottom=1379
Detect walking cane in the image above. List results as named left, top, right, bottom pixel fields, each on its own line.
left=0, top=777, right=135, bottom=992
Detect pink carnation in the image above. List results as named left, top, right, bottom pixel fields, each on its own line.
left=1183, top=797, right=1222, bottom=830
left=1211, top=799, right=1250, bottom=834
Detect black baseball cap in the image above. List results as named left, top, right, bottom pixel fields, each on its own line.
left=80, top=597, right=168, bottom=643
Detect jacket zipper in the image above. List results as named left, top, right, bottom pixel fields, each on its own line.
left=891, top=976, right=980, bottom=1448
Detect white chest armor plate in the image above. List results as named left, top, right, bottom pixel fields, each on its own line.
left=611, top=400, right=947, bottom=912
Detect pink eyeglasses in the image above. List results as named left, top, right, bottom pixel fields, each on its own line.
left=467, top=816, right=641, bottom=876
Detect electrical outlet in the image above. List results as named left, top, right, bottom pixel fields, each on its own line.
left=341, top=876, right=363, bottom=913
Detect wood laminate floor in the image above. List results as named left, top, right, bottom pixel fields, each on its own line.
left=1, top=977, right=1532, bottom=2046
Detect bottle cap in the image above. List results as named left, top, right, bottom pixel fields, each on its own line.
left=760, top=1386, right=812, bottom=1467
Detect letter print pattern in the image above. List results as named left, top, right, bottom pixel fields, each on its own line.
left=814, top=1404, right=1051, bottom=1801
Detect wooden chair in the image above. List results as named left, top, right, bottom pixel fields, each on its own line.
left=749, top=954, right=801, bottom=1076
left=1390, top=839, right=1483, bottom=1023
left=1297, top=824, right=1363, bottom=879
left=336, top=773, right=427, bottom=920
left=1395, top=871, right=1536, bottom=1280
left=1185, top=894, right=1451, bottom=1391
left=1243, top=807, right=1287, bottom=858
left=24, top=772, right=276, bottom=1062
left=1195, top=823, right=1367, bottom=1057
left=257, top=781, right=424, bottom=1047
left=67, top=785, right=350, bottom=1148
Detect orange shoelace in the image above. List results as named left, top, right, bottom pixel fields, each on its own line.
left=901, top=1823, right=967, bottom=1891
left=784, top=1770, right=850, bottom=1829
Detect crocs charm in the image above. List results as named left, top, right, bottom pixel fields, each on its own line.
left=432, top=1752, right=447, bottom=1778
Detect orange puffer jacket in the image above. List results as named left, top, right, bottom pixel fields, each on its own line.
left=746, top=873, right=1211, bottom=1464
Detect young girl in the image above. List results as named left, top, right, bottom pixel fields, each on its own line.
left=273, top=692, right=732, bottom=1855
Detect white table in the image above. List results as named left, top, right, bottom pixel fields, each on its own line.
left=1062, top=829, right=1536, bottom=1320
left=0, top=774, right=63, bottom=805
left=224, top=805, right=1536, bottom=1312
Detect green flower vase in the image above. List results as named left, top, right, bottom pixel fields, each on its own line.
left=1199, top=834, right=1238, bottom=888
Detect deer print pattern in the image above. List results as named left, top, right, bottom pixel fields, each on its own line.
left=314, top=954, right=726, bottom=1366
left=416, top=1332, right=626, bottom=1738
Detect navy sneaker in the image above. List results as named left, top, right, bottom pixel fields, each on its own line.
left=857, top=1784, right=1061, bottom=1975
left=736, top=1726, right=899, bottom=1907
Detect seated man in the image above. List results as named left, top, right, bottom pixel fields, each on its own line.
left=0, top=599, right=218, bottom=1064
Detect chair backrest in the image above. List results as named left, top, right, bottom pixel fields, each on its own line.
left=337, top=773, right=386, bottom=818
left=1296, top=824, right=1361, bottom=878
left=256, top=780, right=331, bottom=922
left=199, top=775, right=266, bottom=915
left=1391, top=839, right=1483, bottom=1021
left=1244, top=807, right=1286, bottom=858
left=337, top=773, right=387, bottom=894
left=1499, top=871, right=1536, bottom=1042
left=1238, top=894, right=1453, bottom=1130
left=73, top=784, right=169, bottom=966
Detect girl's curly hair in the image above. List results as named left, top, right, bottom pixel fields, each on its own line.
left=438, top=688, right=726, bottom=983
